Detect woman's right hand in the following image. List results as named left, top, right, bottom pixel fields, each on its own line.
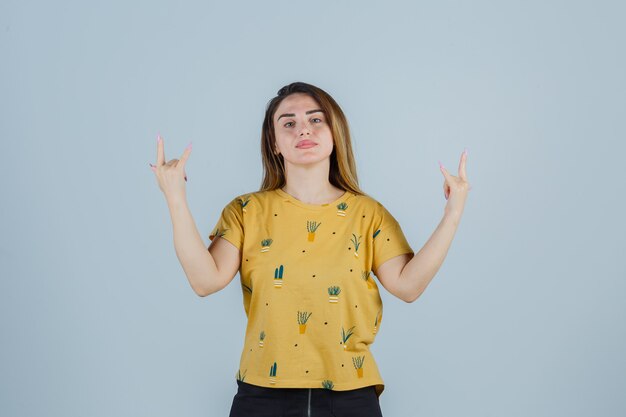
left=150, top=133, right=192, bottom=203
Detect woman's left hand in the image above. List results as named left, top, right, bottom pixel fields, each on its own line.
left=439, top=149, right=471, bottom=217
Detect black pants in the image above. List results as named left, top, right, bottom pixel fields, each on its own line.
left=229, top=380, right=384, bottom=417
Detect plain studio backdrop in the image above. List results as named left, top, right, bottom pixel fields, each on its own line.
left=1, top=1, right=624, bottom=416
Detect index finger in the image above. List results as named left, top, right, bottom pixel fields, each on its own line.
left=156, top=133, right=166, bottom=166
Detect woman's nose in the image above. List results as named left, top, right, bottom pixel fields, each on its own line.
left=299, top=122, right=312, bottom=135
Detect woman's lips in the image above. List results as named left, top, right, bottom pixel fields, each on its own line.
left=296, top=140, right=317, bottom=149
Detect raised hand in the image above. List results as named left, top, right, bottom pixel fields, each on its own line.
left=149, top=133, right=192, bottom=203
left=439, top=149, right=471, bottom=217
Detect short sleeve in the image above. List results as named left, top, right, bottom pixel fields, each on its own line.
left=372, top=203, right=413, bottom=272
left=209, top=196, right=244, bottom=252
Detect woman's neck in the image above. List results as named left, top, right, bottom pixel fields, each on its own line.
left=281, top=157, right=344, bottom=205
left=281, top=181, right=344, bottom=206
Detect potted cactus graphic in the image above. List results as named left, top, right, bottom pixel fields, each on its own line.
left=236, top=368, right=247, bottom=382
left=261, top=238, right=273, bottom=252
left=328, top=286, right=341, bottom=303
left=307, top=220, right=321, bottom=241
left=352, top=356, right=365, bottom=378
left=209, top=227, right=227, bottom=240
left=242, top=279, right=253, bottom=294
left=322, top=380, right=334, bottom=390
left=373, top=310, right=381, bottom=334
left=361, top=271, right=375, bottom=289
left=351, top=233, right=362, bottom=258
left=336, top=202, right=348, bottom=216
left=297, top=311, right=312, bottom=334
left=259, top=330, right=266, bottom=347
left=237, top=196, right=250, bottom=213
left=274, top=265, right=284, bottom=288
left=269, top=361, right=277, bottom=384
left=341, top=325, right=356, bottom=351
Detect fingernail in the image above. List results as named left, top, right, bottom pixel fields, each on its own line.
left=157, top=133, right=162, bottom=143
left=464, top=148, right=468, bottom=155
left=186, top=141, right=192, bottom=150
left=439, top=161, right=445, bottom=170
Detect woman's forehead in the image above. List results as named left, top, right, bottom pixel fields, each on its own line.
left=276, top=94, right=319, bottom=113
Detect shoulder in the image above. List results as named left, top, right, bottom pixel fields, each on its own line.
left=351, top=192, right=403, bottom=227
left=225, top=189, right=275, bottom=210
left=349, top=192, right=385, bottom=214
left=351, top=192, right=382, bottom=206
left=236, top=189, right=275, bottom=203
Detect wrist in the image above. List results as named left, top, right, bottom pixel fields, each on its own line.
left=443, top=207, right=463, bottom=224
left=167, top=194, right=188, bottom=210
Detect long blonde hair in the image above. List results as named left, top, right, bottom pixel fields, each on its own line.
left=259, top=82, right=368, bottom=197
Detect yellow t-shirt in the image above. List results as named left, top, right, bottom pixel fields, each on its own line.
left=209, top=188, right=414, bottom=398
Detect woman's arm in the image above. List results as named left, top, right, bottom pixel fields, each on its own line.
left=398, top=210, right=462, bottom=302
left=388, top=150, right=471, bottom=302
left=150, top=135, right=239, bottom=297
left=168, top=198, right=223, bottom=297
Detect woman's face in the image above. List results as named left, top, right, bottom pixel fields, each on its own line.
left=273, top=93, right=334, bottom=167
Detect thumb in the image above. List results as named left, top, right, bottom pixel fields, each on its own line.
left=178, top=142, right=192, bottom=170
left=439, top=161, right=451, bottom=180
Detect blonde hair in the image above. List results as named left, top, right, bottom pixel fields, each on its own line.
left=259, top=82, right=368, bottom=197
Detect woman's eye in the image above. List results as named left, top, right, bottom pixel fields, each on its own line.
left=284, top=118, right=322, bottom=128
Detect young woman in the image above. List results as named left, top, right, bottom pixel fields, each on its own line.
left=150, top=82, right=470, bottom=417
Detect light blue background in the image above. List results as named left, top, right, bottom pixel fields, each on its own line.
left=2, top=1, right=624, bottom=416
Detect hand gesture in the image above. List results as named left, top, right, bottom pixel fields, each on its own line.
left=149, top=133, right=192, bottom=203
left=439, top=149, right=471, bottom=217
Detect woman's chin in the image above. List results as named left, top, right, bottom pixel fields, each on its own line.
left=285, top=155, right=331, bottom=167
